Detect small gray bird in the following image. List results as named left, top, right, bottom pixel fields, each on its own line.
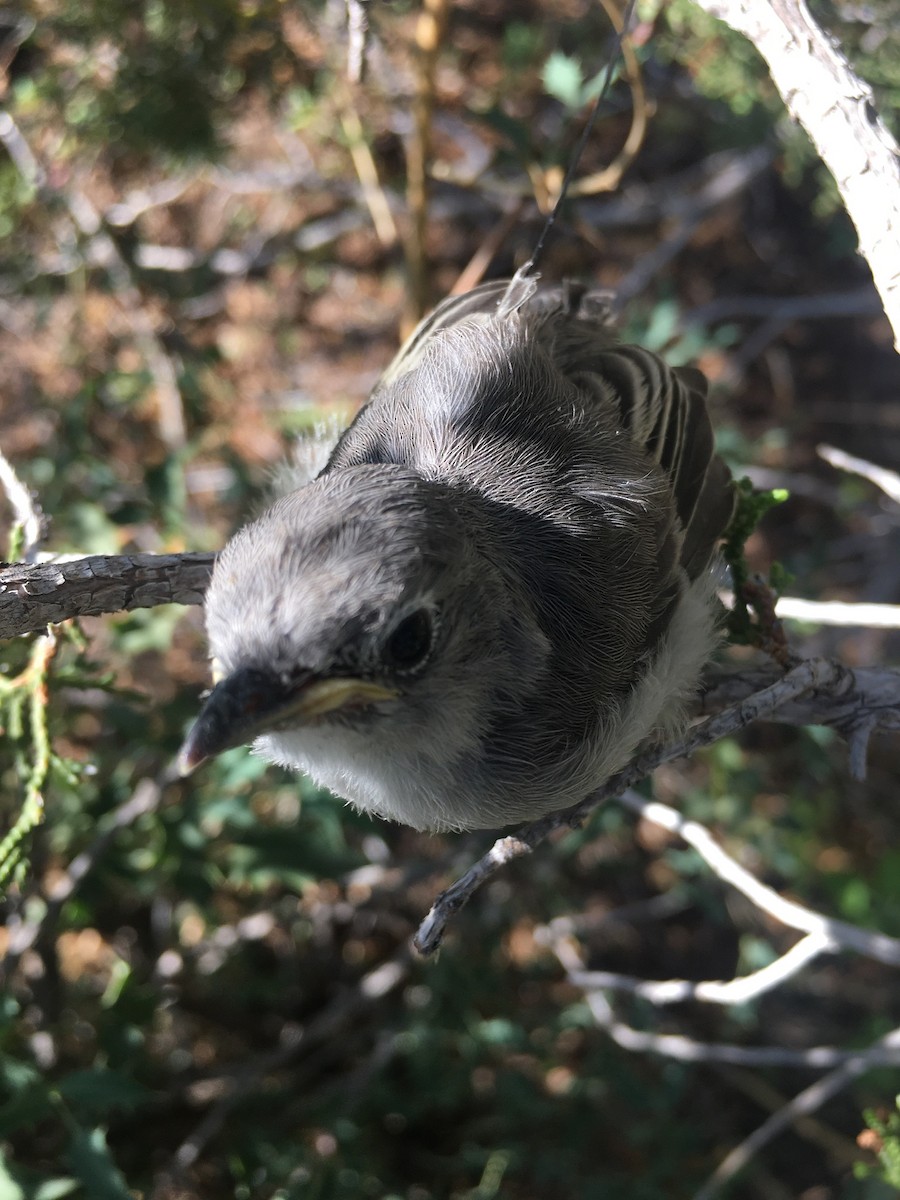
left=179, top=273, right=734, bottom=831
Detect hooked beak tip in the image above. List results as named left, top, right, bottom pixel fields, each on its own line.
left=176, top=731, right=207, bottom=778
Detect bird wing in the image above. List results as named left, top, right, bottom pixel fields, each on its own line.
left=376, top=281, right=515, bottom=388
left=329, top=278, right=734, bottom=582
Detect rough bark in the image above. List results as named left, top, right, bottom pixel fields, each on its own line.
left=0, top=552, right=214, bottom=638
left=694, top=0, right=900, bottom=351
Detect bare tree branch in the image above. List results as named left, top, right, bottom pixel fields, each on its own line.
left=771, top=597, right=900, bottom=629
left=696, top=661, right=900, bottom=740
left=564, top=931, right=834, bottom=1006
left=546, top=932, right=900, bottom=1070
left=693, top=0, right=900, bottom=351
left=0, top=445, right=45, bottom=563
left=345, top=0, right=373, bottom=84
left=693, top=1024, right=900, bottom=1199
left=0, top=553, right=214, bottom=638
left=541, top=900, right=900, bottom=1196
left=616, top=789, right=900, bottom=966
left=818, top=442, right=900, bottom=506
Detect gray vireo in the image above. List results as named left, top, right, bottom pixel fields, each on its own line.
left=179, top=272, right=734, bottom=830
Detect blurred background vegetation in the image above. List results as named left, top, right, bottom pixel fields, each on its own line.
left=1, top=0, right=900, bottom=1197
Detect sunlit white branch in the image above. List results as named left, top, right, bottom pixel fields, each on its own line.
left=721, top=590, right=900, bottom=629
left=616, top=790, right=900, bottom=967
left=548, top=934, right=900, bottom=1069
left=0, top=445, right=44, bottom=562
left=773, top=597, right=900, bottom=629
left=693, top=0, right=900, bottom=350
left=565, top=930, right=834, bottom=1006
left=818, top=442, right=900, bottom=506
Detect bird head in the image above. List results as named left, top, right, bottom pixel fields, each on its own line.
left=178, top=463, right=551, bottom=822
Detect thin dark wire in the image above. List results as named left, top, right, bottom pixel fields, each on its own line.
left=524, top=0, right=638, bottom=276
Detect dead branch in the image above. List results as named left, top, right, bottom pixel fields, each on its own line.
left=546, top=932, right=900, bottom=1072
left=563, top=931, right=834, bottom=1006
left=616, top=788, right=900, bottom=966
left=818, top=443, right=900, bottom=506
left=0, top=444, right=45, bottom=562
left=773, top=597, right=900, bottom=629
left=693, top=1024, right=900, bottom=1199
left=693, top=0, right=900, bottom=351
left=0, top=553, right=214, bottom=638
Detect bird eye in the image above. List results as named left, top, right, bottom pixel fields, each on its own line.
left=383, top=609, right=433, bottom=673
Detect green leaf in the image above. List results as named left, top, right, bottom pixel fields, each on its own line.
left=34, top=1182, right=79, bottom=1200
left=542, top=51, right=584, bottom=109
left=0, top=1150, right=78, bottom=1200
left=65, top=1125, right=131, bottom=1200
left=0, top=1082, right=56, bottom=1140
left=57, top=1069, right=150, bottom=1119
left=0, top=1152, right=24, bottom=1200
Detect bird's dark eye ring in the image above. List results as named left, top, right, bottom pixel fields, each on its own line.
left=383, top=609, right=433, bottom=673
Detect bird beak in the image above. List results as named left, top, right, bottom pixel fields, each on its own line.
left=177, top=666, right=398, bottom=776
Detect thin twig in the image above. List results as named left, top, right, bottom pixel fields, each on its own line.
left=522, top=0, right=638, bottom=275
left=104, top=176, right=198, bottom=227
left=566, top=0, right=649, bottom=197
left=564, top=931, right=834, bottom=1005
left=714, top=1066, right=864, bottom=1170
left=693, top=0, right=900, bottom=351
left=338, top=92, right=399, bottom=247
left=346, top=0, right=372, bottom=83
left=616, top=790, right=900, bottom=966
left=0, top=109, right=45, bottom=186
left=818, top=443, right=900, bottom=506
left=693, top=1024, right=900, bottom=1199
left=0, top=445, right=45, bottom=562
left=772, top=597, right=900, bottom=629
left=548, top=933, right=900, bottom=1069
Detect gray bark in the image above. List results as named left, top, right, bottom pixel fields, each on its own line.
left=0, top=552, right=214, bottom=638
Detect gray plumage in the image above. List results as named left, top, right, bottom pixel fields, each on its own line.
left=181, top=275, right=734, bottom=831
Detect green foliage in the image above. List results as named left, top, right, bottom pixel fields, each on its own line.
left=2, top=2, right=898, bottom=1197
left=0, top=634, right=56, bottom=890
left=656, top=0, right=774, bottom=118
left=25, top=0, right=295, bottom=162
left=647, top=0, right=873, bottom=221
left=811, top=0, right=900, bottom=137
left=0, top=164, right=38, bottom=245
left=622, top=297, right=740, bottom=364
left=856, top=1098, right=900, bottom=1189
left=0, top=1150, right=77, bottom=1200
left=541, top=51, right=621, bottom=111
left=722, top=477, right=791, bottom=647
